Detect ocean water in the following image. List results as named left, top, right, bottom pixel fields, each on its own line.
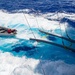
left=0, top=0, right=75, bottom=75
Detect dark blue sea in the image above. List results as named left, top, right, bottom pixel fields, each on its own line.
left=0, top=0, right=75, bottom=75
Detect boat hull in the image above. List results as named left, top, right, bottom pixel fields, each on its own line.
left=0, top=26, right=17, bottom=37
left=0, top=33, right=16, bottom=36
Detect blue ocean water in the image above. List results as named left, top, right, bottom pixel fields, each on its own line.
left=0, top=0, right=75, bottom=75
left=0, top=0, right=75, bottom=61
left=0, top=0, right=75, bottom=13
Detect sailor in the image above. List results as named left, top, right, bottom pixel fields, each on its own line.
left=7, top=29, right=17, bottom=34
left=7, top=29, right=12, bottom=33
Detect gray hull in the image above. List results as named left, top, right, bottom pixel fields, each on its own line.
left=0, top=33, right=16, bottom=36
left=0, top=26, right=17, bottom=36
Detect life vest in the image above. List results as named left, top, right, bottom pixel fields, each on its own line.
left=7, top=29, right=12, bottom=33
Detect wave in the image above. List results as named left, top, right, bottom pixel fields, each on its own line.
left=0, top=10, right=75, bottom=75
left=0, top=51, right=75, bottom=75
left=0, top=0, right=75, bottom=13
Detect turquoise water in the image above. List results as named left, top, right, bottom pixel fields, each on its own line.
left=0, top=22, right=75, bottom=64
left=0, top=0, right=75, bottom=75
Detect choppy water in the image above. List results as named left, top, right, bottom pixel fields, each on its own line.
left=0, top=0, right=75, bottom=75
left=0, top=0, right=75, bottom=13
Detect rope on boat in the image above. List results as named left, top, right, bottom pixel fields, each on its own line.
left=17, top=1, right=36, bottom=39
left=58, top=1, right=73, bottom=47
left=56, top=11, right=73, bottom=49
left=23, top=12, right=36, bottom=39
left=56, top=11, right=67, bottom=49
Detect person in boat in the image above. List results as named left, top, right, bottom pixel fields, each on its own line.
left=7, top=29, right=17, bottom=34
left=0, top=26, right=17, bottom=34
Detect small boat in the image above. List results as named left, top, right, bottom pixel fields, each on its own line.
left=0, top=26, right=17, bottom=36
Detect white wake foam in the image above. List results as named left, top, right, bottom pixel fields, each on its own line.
left=0, top=51, right=40, bottom=75
left=0, top=51, right=75, bottom=75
